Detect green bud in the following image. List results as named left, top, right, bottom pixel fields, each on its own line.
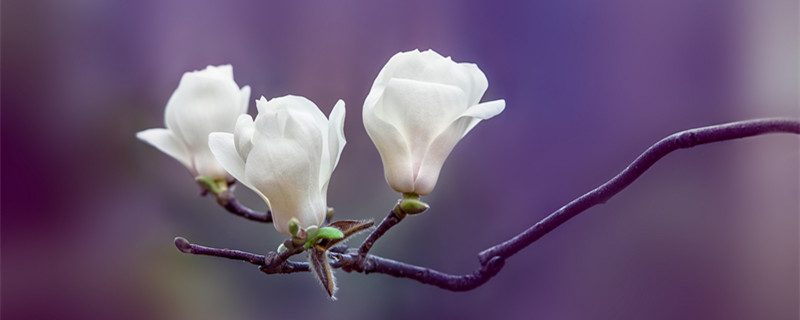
left=399, top=198, right=429, bottom=215
left=196, top=176, right=227, bottom=195
left=315, top=227, right=344, bottom=240
left=288, top=218, right=300, bottom=236
left=305, top=225, right=319, bottom=239
left=303, top=226, right=320, bottom=249
left=277, top=243, right=287, bottom=253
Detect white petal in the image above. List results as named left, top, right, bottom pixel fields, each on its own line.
left=257, top=95, right=328, bottom=134
left=163, top=85, right=183, bottom=137
left=412, top=100, right=505, bottom=195
left=208, top=132, right=247, bottom=184
left=370, top=50, right=421, bottom=88
left=377, top=78, right=467, bottom=178
left=169, top=68, right=243, bottom=155
left=373, top=49, right=479, bottom=102
left=136, top=128, right=193, bottom=173
left=192, top=149, right=232, bottom=181
left=246, top=139, right=325, bottom=236
left=238, top=85, right=251, bottom=115
left=234, top=114, right=256, bottom=160
left=462, top=99, right=505, bottom=137
left=285, top=108, right=324, bottom=153
left=412, top=117, right=472, bottom=196
left=363, top=91, right=415, bottom=193
left=460, top=63, right=489, bottom=106
left=199, top=65, right=234, bottom=80
left=255, top=96, right=269, bottom=114
left=321, top=100, right=346, bottom=194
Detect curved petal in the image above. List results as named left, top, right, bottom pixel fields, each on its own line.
left=377, top=78, right=468, bottom=178
left=284, top=107, right=324, bottom=156
left=374, top=50, right=479, bottom=101
left=370, top=49, right=421, bottom=88
left=462, top=99, right=505, bottom=137
left=321, top=99, right=346, bottom=195
left=238, top=85, right=251, bottom=115
left=199, top=65, right=234, bottom=80
left=256, top=95, right=328, bottom=136
left=163, top=85, right=184, bottom=137
left=136, top=128, right=193, bottom=172
left=363, top=98, right=415, bottom=193
left=412, top=117, right=472, bottom=196
left=234, top=114, right=255, bottom=160
left=192, top=148, right=231, bottom=181
left=168, top=69, right=242, bottom=155
left=412, top=100, right=504, bottom=195
left=246, top=139, right=325, bottom=236
left=208, top=132, right=270, bottom=207
left=208, top=132, right=246, bottom=183
left=460, top=63, right=489, bottom=106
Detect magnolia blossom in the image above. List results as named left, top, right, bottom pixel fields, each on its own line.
left=136, top=65, right=250, bottom=181
left=363, top=49, right=505, bottom=196
left=209, top=95, right=346, bottom=236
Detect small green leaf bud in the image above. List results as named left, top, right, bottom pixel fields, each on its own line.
left=399, top=198, right=429, bottom=215
left=288, top=218, right=300, bottom=236
left=315, top=227, right=344, bottom=240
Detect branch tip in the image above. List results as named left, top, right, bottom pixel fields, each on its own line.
left=174, top=237, right=192, bottom=253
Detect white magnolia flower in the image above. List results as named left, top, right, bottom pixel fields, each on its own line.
left=209, top=95, right=346, bottom=236
left=363, top=49, right=505, bottom=196
left=137, top=65, right=251, bottom=181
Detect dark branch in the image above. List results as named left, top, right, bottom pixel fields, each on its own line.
left=357, top=207, right=405, bottom=259
left=175, top=237, right=505, bottom=291
left=478, top=118, right=800, bottom=263
left=174, top=237, right=265, bottom=265
left=336, top=251, right=505, bottom=291
left=214, top=189, right=272, bottom=223
left=176, top=118, right=800, bottom=292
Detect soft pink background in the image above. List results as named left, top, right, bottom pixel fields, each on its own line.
left=2, top=1, right=798, bottom=319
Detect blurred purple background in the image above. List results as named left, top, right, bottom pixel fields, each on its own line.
left=2, top=0, right=798, bottom=319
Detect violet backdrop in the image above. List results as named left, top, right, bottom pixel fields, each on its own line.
left=2, top=0, right=798, bottom=319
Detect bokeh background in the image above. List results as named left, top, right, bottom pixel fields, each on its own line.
left=2, top=0, right=798, bottom=319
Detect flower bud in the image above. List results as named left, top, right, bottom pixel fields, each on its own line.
left=209, top=95, right=346, bottom=236
left=137, top=65, right=250, bottom=181
left=363, top=49, right=505, bottom=195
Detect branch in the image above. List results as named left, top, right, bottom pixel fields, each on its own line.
left=214, top=189, right=273, bottom=223
left=176, top=118, right=800, bottom=292
left=174, top=236, right=265, bottom=265
left=357, top=207, right=405, bottom=259
left=175, top=237, right=504, bottom=291
left=478, top=118, right=800, bottom=263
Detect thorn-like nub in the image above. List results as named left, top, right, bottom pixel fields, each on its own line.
left=174, top=237, right=192, bottom=253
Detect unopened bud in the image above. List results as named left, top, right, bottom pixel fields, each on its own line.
left=288, top=218, right=300, bottom=236
left=399, top=198, right=429, bottom=215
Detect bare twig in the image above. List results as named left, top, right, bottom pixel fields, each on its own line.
left=174, top=237, right=265, bottom=265
left=261, top=241, right=307, bottom=274
left=478, top=118, right=800, bottom=263
left=176, top=118, right=800, bottom=292
left=357, top=206, right=405, bottom=259
left=214, top=189, right=272, bottom=223
left=175, top=237, right=505, bottom=291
